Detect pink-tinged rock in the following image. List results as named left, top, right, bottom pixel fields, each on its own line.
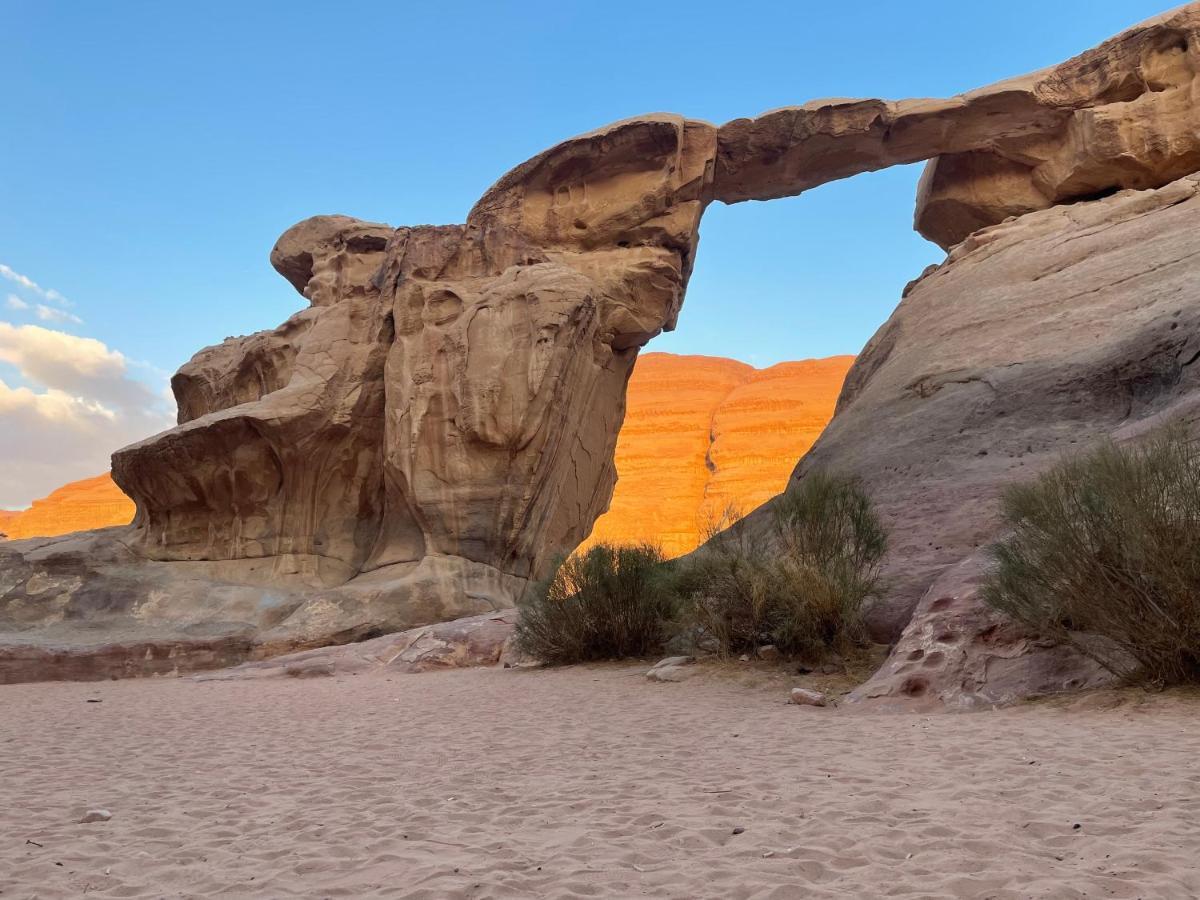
left=789, top=688, right=828, bottom=707
left=848, top=555, right=1115, bottom=711
left=195, top=610, right=519, bottom=681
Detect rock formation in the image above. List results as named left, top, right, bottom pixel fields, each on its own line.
left=830, top=174, right=1200, bottom=707
left=0, top=474, right=133, bottom=540
left=581, top=353, right=852, bottom=556
left=5, top=3, right=1200, bottom=694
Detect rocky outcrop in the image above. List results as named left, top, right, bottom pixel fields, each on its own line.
left=0, top=529, right=523, bottom=684
left=0, top=474, right=133, bottom=541
left=6, top=4, right=1200, bottom=688
left=796, top=174, right=1200, bottom=706
left=581, top=353, right=852, bottom=556
left=192, top=610, right=521, bottom=681
left=848, top=556, right=1115, bottom=711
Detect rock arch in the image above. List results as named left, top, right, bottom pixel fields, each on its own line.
left=7, top=3, right=1200, bottom=683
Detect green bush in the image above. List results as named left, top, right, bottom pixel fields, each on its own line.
left=514, top=543, right=677, bottom=664
left=678, top=471, right=887, bottom=660
left=982, top=426, right=1200, bottom=685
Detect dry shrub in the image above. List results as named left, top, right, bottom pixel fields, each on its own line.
left=982, top=426, right=1200, bottom=685
left=678, top=472, right=887, bottom=660
left=514, top=543, right=677, bottom=664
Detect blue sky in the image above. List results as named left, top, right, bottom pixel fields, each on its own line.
left=0, top=0, right=1174, bottom=506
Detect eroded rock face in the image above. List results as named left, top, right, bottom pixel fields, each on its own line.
left=192, top=610, right=521, bottom=681
left=7, top=5, right=1200, bottom=687
left=792, top=174, right=1200, bottom=706
left=848, top=555, right=1115, bottom=711
left=113, top=117, right=716, bottom=592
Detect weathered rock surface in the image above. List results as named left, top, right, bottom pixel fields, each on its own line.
left=789, top=688, right=829, bottom=708
left=716, top=5, right=1200, bottom=248
left=645, top=655, right=697, bottom=683
left=6, top=4, right=1200, bottom=689
left=581, top=353, right=851, bottom=556
left=0, top=474, right=133, bottom=540
left=779, top=174, right=1200, bottom=706
left=194, top=610, right=520, bottom=681
left=0, top=529, right=522, bottom=685
left=849, top=556, right=1115, bottom=710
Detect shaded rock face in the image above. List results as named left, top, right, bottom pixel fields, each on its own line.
left=0, top=475, right=133, bottom=541
left=7, top=4, right=1200, bottom=688
left=791, top=174, right=1200, bottom=706
left=581, top=353, right=852, bottom=556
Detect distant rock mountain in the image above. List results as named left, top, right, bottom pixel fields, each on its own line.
left=582, top=353, right=854, bottom=557
left=0, top=474, right=134, bottom=540
left=0, top=354, right=850, bottom=553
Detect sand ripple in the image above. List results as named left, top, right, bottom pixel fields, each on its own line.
left=2, top=665, right=1199, bottom=898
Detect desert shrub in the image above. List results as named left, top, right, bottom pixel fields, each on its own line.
left=677, top=472, right=887, bottom=660
left=514, top=543, right=678, bottom=664
left=982, top=426, right=1200, bottom=685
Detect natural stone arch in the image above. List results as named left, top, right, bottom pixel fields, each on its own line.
left=117, top=3, right=1200, bottom=581
left=5, top=3, right=1200, bottom=679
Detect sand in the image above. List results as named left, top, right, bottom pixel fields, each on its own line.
left=2, top=664, right=1199, bottom=899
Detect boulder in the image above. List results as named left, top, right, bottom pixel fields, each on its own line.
left=646, top=655, right=697, bottom=682
left=849, top=556, right=1115, bottom=711
left=194, top=610, right=519, bottom=681
left=789, top=688, right=828, bottom=707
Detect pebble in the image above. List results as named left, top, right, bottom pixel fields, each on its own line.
left=79, top=809, right=112, bottom=824
left=789, top=687, right=828, bottom=707
left=646, top=656, right=697, bottom=683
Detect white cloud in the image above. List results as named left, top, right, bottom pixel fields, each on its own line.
left=0, top=322, right=174, bottom=508
left=0, top=262, right=72, bottom=307
left=34, top=304, right=84, bottom=325
left=6, top=294, right=29, bottom=311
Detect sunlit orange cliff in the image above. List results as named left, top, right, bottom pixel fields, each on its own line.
left=0, top=473, right=135, bottom=540
left=582, top=352, right=854, bottom=557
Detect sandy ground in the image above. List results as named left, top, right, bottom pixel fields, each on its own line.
left=2, top=664, right=1199, bottom=899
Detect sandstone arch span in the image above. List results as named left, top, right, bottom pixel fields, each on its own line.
left=5, top=3, right=1200, bottom=685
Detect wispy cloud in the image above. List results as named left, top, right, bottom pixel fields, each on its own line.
left=0, top=262, right=73, bottom=307
left=6, top=294, right=29, bottom=311
left=34, top=304, right=84, bottom=326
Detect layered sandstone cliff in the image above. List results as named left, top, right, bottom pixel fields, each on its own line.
left=582, top=353, right=852, bottom=556
left=5, top=3, right=1200, bottom=691
left=0, top=475, right=133, bottom=541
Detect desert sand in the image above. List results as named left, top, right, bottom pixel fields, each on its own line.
left=3, top=665, right=1198, bottom=899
